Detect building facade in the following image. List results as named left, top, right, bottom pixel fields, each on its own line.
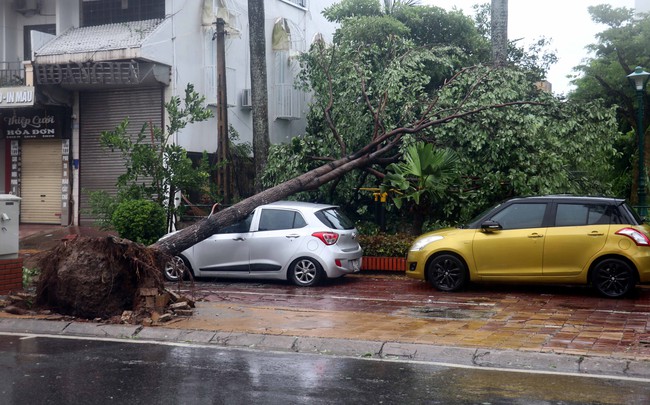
left=0, top=0, right=337, bottom=225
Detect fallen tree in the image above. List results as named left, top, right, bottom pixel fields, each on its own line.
left=34, top=66, right=546, bottom=319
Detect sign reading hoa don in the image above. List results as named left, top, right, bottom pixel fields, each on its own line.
left=0, top=86, right=35, bottom=108
left=1, top=109, right=65, bottom=139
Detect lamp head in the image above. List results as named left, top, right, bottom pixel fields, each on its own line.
left=627, top=66, right=650, bottom=91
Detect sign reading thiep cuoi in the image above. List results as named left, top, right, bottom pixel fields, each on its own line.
left=2, top=109, right=63, bottom=139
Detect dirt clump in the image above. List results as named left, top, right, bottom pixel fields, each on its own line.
left=34, top=236, right=182, bottom=320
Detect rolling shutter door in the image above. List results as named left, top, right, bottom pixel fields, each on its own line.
left=21, top=139, right=62, bottom=224
left=79, top=88, right=163, bottom=224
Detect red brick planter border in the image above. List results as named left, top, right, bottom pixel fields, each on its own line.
left=0, top=258, right=23, bottom=294
left=361, top=256, right=406, bottom=272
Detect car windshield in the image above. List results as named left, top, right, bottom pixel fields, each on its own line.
left=461, top=203, right=502, bottom=229
left=314, top=208, right=355, bottom=230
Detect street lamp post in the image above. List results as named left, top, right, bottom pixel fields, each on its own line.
left=627, top=66, right=650, bottom=216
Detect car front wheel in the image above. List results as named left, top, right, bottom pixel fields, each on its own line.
left=427, top=254, right=468, bottom=292
left=164, top=256, right=190, bottom=282
left=288, top=258, right=323, bottom=287
left=591, top=258, right=636, bottom=298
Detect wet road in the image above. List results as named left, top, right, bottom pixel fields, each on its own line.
left=0, top=334, right=648, bottom=404
left=169, top=273, right=650, bottom=360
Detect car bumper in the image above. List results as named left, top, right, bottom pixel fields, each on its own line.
left=632, top=254, right=650, bottom=283
left=323, top=253, right=363, bottom=278
left=405, top=250, right=426, bottom=280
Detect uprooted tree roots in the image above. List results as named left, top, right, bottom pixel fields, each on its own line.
left=35, top=236, right=185, bottom=320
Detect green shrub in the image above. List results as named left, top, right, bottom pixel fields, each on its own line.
left=358, top=233, right=415, bottom=257
left=111, top=199, right=167, bottom=244
left=23, top=267, right=40, bottom=289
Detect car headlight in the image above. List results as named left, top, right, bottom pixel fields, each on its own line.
left=410, top=235, right=444, bottom=251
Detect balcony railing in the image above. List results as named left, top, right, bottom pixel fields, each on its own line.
left=275, top=83, right=302, bottom=120
left=0, top=61, right=26, bottom=87
left=204, top=65, right=236, bottom=107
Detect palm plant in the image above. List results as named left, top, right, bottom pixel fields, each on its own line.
left=382, top=141, right=459, bottom=234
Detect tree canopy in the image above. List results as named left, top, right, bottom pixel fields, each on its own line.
left=570, top=5, right=650, bottom=201
left=261, top=0, right=621, bottom=232
left=571, top=4, right=648, bottom=131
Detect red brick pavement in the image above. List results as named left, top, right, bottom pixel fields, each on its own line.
left=171, top=273, right=650, bottom=361
left=14, top=224, right=650, bottom=361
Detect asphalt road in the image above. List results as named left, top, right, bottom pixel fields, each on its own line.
left=1, top=334, right=649, bottom=404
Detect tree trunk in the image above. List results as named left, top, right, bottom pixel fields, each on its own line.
left=153, top=151, right=376, bottom=256
left=152, top=96, right=537, bottom=256
left=491, top=0, right=508, bottom=67
left=248, top=0, right=270, bottom=193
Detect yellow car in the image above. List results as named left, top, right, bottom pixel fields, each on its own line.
left=406, top=196, right=650, bottom=298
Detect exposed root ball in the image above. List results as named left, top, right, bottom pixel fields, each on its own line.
left=35, top=236, right=167, bottom=319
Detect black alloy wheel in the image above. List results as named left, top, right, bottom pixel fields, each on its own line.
left=427, top=254, right=468, bottom=292
left=592, top=258, right=636, bottom=298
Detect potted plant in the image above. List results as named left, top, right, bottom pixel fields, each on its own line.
left=358, top=233, right=415, bottom=271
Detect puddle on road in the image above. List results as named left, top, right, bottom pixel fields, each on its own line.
left=404, top=306, right=496, bottom=320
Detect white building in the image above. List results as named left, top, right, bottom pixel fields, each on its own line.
left=0, top=0, right=338, bottom=225
left=636, top=0, right=650, bottom=13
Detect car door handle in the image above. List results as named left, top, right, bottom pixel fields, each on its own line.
left=588, top=231, right=604, bottom=236
left=528, top=233, right=544, bottom=239
left=232, top=237, right=245, bottom=241
left=286, top=234, right=300, bottom=239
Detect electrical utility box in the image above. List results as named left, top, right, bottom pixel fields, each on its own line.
left=0, top=194, right=21, bottom=259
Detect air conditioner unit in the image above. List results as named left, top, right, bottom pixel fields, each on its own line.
left=241, top=89, right=252, bottom=108
left=13, top=0, right=40, bottom=16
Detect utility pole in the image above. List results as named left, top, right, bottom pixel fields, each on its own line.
left=248, top=0, right=270, bottom=193
left=491, top=0, right=508, bottom=67
left=214, top=18, right=232, bottom=203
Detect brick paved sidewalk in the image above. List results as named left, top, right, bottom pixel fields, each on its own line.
left=166, top=274, right=650, bottom=361
left=14, top=224, right=650, bottom=362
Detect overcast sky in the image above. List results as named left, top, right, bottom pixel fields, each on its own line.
left=421, top=0, right=636, bottom=95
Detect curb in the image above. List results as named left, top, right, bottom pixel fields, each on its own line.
left=1, top=318, right=649, bottom=380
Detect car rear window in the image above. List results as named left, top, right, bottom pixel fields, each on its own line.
left=258, top=209, right=307, bottom=231
left=315, top=208, right=355, bottom=230
left=555, top=203, right=612, bottom=226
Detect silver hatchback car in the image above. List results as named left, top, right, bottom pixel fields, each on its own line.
left=163, top=201, right=363, bottom=286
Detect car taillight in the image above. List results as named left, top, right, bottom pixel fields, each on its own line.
left=615, top=228, right=650, bottom=246
left=312, top=231, right=339, bottom=245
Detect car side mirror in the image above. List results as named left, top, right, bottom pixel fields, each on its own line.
left=481, top=220, right=502, bottom=232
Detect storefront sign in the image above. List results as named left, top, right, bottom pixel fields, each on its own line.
left=2, top=110, right=63, bottom=139
left=35, top=61, right=139, bottom=85
left=0, top=86, right=35, bottom=107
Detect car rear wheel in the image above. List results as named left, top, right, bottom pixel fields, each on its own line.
left=427, top=254, right=468, bottom=292
left=591, top=258, right=636, bottom=298
left=289, top=258, right=323, bottom=287
left=164, top=256, right=190, bottom=282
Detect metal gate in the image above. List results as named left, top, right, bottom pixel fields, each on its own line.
left=78, top=88, right=163, bottom=224
left=21, top=139, right=62, bottom=224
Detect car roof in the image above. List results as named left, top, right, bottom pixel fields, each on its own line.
left=262, top=200, right=338, bottom=211
left=506, top=195, right=626, bottom=205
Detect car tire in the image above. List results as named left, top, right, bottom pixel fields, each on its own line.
left=591, top=258, right=636, bottom=298
left=288, top=257, right=323, bottom=287
left=427, top=254, right=468, bottom=292
left=164, top=255, right=191, bottom=282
